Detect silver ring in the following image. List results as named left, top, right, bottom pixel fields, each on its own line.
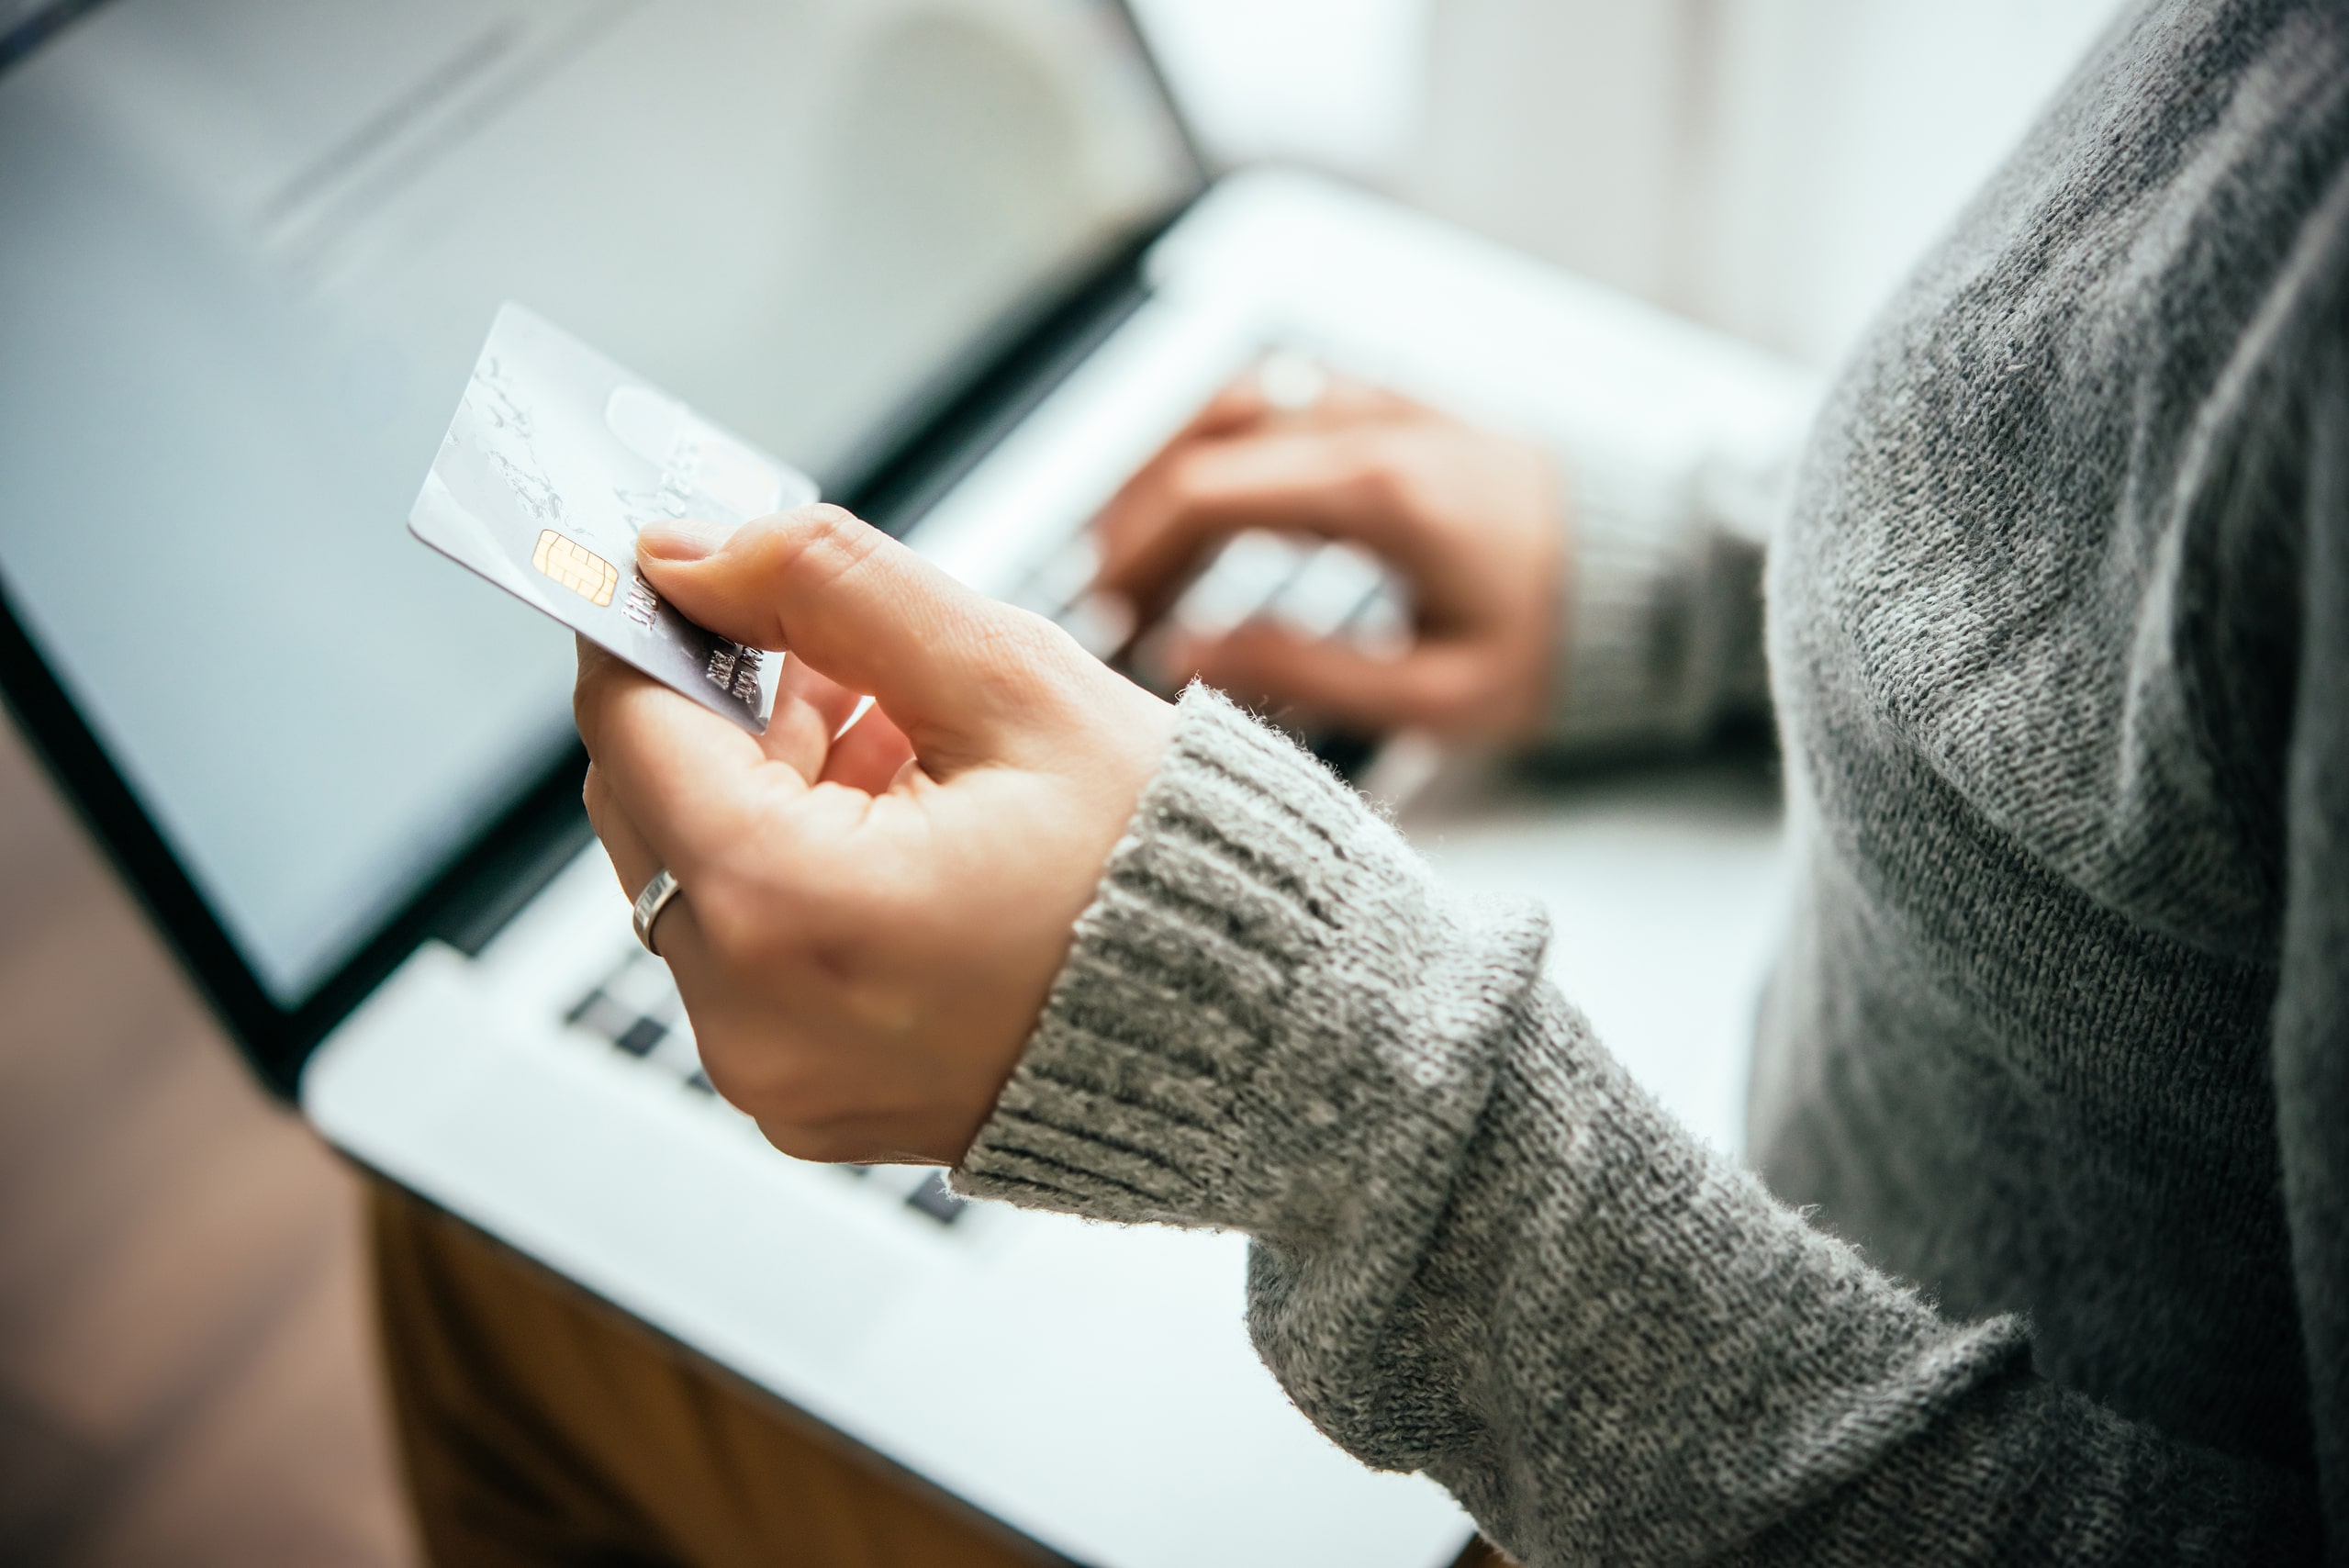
left=632, top=868, right=684, bottom=956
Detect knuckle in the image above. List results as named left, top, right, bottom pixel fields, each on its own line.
left=746, top=503, right=884, bottom=609
left=790, top=500, right=864, bottom=543
left=1001, top=601, right=1078, bottom=656
left=1143, top=457, right=1225, bottom=543
left=1334, top=432, right=1403, bottom=504
left=709, top=911, right=784, bottom=977
left=973, top=603, right=1085, bottom=684
left=688, top=878, right=782, bottom=970
left=1158, top=449, right=1212, bottom=509
left=788, top=503, right=878, bottom=572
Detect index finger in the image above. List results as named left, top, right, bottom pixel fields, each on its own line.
left=1092, top=393, right=1427, bottom=606
left=1098, top=425, right=1457, bottom=612
left=572, top=638, right=804, bottom=882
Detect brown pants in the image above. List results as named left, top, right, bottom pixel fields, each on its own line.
left=369, top=1183, right=1505, bottom=1567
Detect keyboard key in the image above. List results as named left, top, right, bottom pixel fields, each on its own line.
left=565, top=990, right=638, bottom=1042
left=903, top=1171, right=966, bottom=1226
left=1342, top=579, right=1412, bottom=660
left=614, top=1015, right=668, bottom=1058
left=1270, top=540, right=1386, bottom=640
left=1169, top=529, right=1307, bottom=641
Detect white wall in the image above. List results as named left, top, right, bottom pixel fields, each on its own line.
left=1134, top=0, right=2132, bottom=368
left=1126, top=0, right=1429, bottom=174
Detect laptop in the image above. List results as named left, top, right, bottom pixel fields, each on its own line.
left=0, top=3, right=1815, bottom=1563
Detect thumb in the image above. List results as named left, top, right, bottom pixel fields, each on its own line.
left=638, top=505, right=1081, bottom=768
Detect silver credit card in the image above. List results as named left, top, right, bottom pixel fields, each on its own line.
left=409, top=303, right=817, bottom=734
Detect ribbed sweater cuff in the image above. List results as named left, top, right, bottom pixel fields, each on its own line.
left=956, top=683, right=1538, bottom=1230
left=1542, top=454, right=1714, bottom=748
left=1541, top=440, right=1786, bottom=756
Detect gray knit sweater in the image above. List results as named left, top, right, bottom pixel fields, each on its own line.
left=957, top=3, right=2348, bottom=1562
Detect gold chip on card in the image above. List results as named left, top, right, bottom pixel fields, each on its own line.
left=531, top=529, right=618, bottom=607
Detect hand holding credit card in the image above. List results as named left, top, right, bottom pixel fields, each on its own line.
left=409, top=304, right=817, bottom=733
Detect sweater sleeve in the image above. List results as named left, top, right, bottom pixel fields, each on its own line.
left=2275, top=339, right=2349, bottom=1561
left=956, top=686, right=2320, bottom=1566
left=1538, top=445, right=1780, bottom=755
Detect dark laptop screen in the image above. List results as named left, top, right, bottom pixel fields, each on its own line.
left=0, top=0, right=1198, bottom=1007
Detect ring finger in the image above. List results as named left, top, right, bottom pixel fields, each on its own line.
left=583, top=763, right=704, bottom=962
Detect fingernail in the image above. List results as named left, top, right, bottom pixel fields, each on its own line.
left=638, top=518, right=739, bottom=562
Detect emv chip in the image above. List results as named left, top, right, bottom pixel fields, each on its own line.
left=532, top=529, right=618, bottom=607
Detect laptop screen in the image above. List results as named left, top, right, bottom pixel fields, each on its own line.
left=0, top=0, right=1198, bottom=1008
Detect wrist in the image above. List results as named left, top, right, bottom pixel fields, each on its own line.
left=956, top=684, right=1545, bottom=1232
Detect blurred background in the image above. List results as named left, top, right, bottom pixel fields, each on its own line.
left=1135, top=0, right=2126, bottom=365
left=0, top=0, right=2122, bottom=1562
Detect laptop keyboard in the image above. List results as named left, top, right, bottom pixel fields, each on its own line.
left=1003, top=528, right=1410, bottom=684
left=564, top=946, right=968, bottom=1228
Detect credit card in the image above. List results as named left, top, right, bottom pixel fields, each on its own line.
left=408, top=303, right=817, bottom=733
